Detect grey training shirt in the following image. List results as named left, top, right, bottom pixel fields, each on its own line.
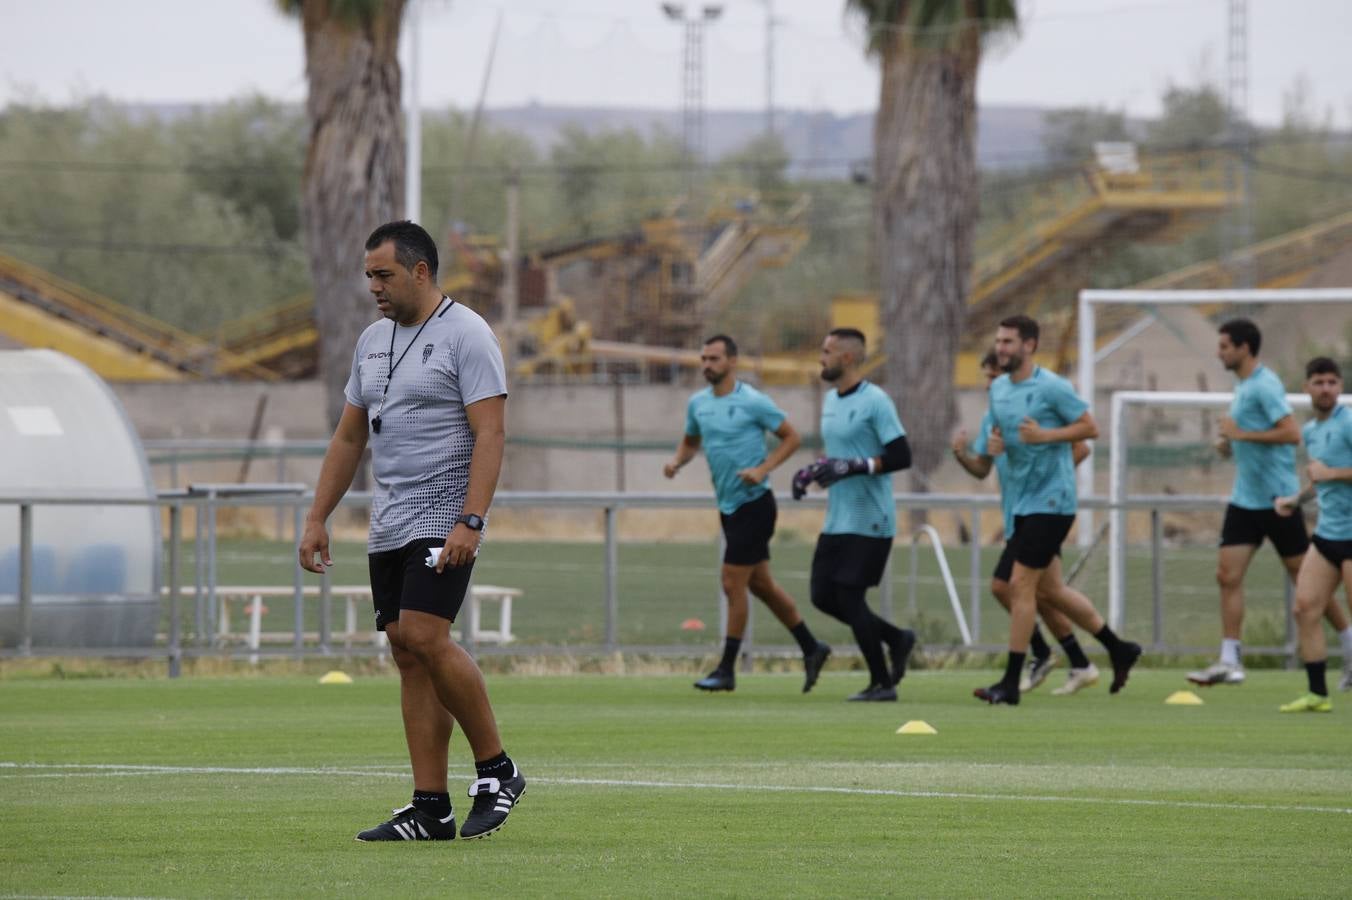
left=344, top=299, right=507, bottom=553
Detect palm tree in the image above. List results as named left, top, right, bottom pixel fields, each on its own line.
left=845, top=1, right=1018, bottom=495
left=278, top=0, right=406, bottom=428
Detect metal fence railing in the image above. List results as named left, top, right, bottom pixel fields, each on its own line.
left=0, top=490, right=1307, bottom=676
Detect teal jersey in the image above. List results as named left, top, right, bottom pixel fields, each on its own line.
left=820, top=381, right=905, bottom=537
left=974, top=366, right=1087, bottom=518
left=1302, top=406, right=1352, bottom=540
left=1229, top=365, right=1299, bottom=510
left=685, top=381, right=787, bottom=515
left=975, top=408, right=1015, bottom=539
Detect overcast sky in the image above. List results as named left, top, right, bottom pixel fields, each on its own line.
left=2, top=0, right=1349, bottom=126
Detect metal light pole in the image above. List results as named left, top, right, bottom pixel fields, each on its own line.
left=661, top=4, right=723, bottom=200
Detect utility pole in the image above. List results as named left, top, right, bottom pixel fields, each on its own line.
left=501, top=168, right=520, bottom=361
left=403, top=0, right=422, bottom=223
left=760, top=0, right=776, bottom=137
left=661, top=4, right=724, bottom=201
left=1224, top=0, right=1254, bottom=287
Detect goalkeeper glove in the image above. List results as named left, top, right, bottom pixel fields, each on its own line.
left=791, top=460, right=828, bottom=500
left=814, top=457, right=874, bottom=487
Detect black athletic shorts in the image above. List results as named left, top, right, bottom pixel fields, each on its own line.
left=993, top=533, right=1065, bottom=582
left=1312, top=534, right=1352, bottom=568
left=721, top=491, right=776, bottom=566
left=368, top=538, right=475, bottom=631
left=811, top=532, right=894, bottom=589
left=1219, top=504, right=1309, bottom=557
left=1008, top=514, right=1075, bottom=571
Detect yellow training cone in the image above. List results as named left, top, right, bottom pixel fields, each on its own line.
left=896, top=720, right=938, bottom=735
left=319, top=670, right=353, bottom=685
left=1164, top=690, right=1204, bottom=705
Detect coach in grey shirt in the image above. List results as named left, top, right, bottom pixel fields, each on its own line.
left=301, top=221, right=525, bottom=843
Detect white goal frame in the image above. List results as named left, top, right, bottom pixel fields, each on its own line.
left=1075, top=288, right=1352, bottom=545
left=1108, top=390, right=1352, bottom=630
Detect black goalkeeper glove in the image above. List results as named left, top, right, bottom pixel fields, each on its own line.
left=791, top=460, right=829, bottom=500
left=813, top=457, right=873, bottom=487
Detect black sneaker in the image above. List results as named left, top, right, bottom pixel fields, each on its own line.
left=887, top=629, right=917, bottom=686
left=846, top=682, right=897, bottom=702
left=355, top=803, right=456, bottom=842
left=694, top=669, right=735, bottom=692
left=1110, top=641, right=1142, bottom=694
left=802, top=643, right=831, bottom=694
left=460, top=764, right=526, bottom=840
left=973, top=682, right=1020, bottom=705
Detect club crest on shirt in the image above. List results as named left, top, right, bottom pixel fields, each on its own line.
left=422, top=343, right=435, bottom=364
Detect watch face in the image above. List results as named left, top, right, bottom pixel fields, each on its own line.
left=461, top=514, right=484, bottom=530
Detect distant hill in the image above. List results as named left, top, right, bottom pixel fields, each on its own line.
left=478, top=103, right=1056, bottom=176
left=116, top=100, right=1100, bottom=176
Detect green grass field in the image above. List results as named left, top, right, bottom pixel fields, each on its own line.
left=3, top=669, right=1350, bottom=898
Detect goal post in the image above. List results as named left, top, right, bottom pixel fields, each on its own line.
left=1075, top=287, right=1352, bottom=547
left=1107, top=389, right=1352, bottom=631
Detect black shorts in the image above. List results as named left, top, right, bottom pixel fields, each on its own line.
left=368, top=538, right=475, bottom=631
left=1312, top=534, right=1352, bottom=568
left=811, top=533, right=894, bottom=590
left=721, top=491, right=776, bottom=566
left=1008, top=514, right=1075, bottom=571
left=1219, top=504, right=1309, bottom=557
left=993, top=533, right=1064, bottom=582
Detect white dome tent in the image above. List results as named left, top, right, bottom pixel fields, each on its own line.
left=0, top=350, right=159, bottom=647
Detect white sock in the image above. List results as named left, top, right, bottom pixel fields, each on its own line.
left=1339, top=627, right=1352, bottom=658
left=1220, top=638, right=1242, bottom=667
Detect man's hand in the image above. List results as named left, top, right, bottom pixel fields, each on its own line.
left=737, top=465, right=768, bottom=485
left=988, top=425, right=1005, bottom=456
left=792, top=460, right=827, bottom=500
left=433, top=523, right=480, bottom=572
left=1217, top=415, right=1241, bottom=441
left=950, top=427, right=969, bottom=455
left=1017, top=417, right=1046, bottom=445
left=1214, top=436, right=1232, bottom=459
left=1274, top=494, right=1301, bottom=517
left=298, top=520, right=332, bottom=574
left=662, top=460, right=682, bottom=479
left=1308, top=459, right=1333, bottom=483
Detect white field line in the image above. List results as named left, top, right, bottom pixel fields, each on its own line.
left=2, top=762, right=1350, bottom=817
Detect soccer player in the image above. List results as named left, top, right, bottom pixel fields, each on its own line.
left=1190, top=319, right=1352, bottom=686
left=791, top=328, right=916, bottom=702
left=1276, top=357, right=1352, bottom=711
left=971, top=315, right=1141, bottom=706
left=300, top=221, right=523, bottom=842
left=952, top=350, right=1099, bottom=695
left=663, top=334, right=831, bottom=693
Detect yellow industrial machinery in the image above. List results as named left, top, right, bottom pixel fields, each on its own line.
left=0, top=251, right=278, bottom=381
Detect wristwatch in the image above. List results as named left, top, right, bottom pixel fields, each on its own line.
left=457, top=513, right=485, bottom=531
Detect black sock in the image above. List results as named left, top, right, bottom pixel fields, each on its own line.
left=475, top=752, right=514, bottom=780
left=1029, top=626, right=1051, bottom=661
left=1094, top=625, right=1125, bottom=656
left=412, top=790, right=451, bottom=819
left=1059, top=634, right=1091, bottom=669
left=1003, top=651, right=1026, bottom=689
left=718, top=636, right=742, bottom=673
left=1307, top=660, right=1328, bottom=697
left=789, top=621, right=818, bottom=655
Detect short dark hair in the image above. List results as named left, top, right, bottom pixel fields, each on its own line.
left=828, top=327, right=867, bottom=350
left=980, top=349, right=1000, bottom=370
left=365, top=220, right=439, bottom=278
left=703, top=334, right=738, bottom=357
left=1307, top=356, right=1341, bottom=379
left=998, top=315, right=1039, bottom=344
left=1219, top=318, right=1261, bottom=356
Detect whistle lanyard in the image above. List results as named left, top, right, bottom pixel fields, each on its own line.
left=371, top=298, right=450, bottom=434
